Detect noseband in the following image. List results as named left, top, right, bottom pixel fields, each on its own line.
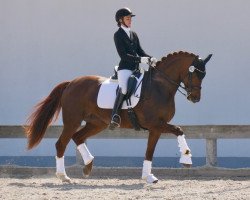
left=150, top=59, right=206, bottom=98
left=182, top=65, right=206, bottom=97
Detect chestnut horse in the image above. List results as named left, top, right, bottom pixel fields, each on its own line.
left=25, top=51, right=212, bottom=183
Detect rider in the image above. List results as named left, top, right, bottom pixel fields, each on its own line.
left=109, top=7, right=157, bottom=130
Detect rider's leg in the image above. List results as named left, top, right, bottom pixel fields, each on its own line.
left=109, top=69, right=132, bottom=130
left=109, top=88, right=125, bottom=129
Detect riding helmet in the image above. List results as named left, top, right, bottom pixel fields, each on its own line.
left=115, top=7, right=135, bottom=22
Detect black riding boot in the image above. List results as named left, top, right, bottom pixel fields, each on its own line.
left=109, top=89, right=125, bottom=130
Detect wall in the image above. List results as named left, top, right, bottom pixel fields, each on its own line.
left=0, top=0, right=250, bottom=157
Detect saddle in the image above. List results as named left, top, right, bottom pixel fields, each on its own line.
left=110, top=67, right=142, bottom=100
left=98, top=67, right=145, bottom=131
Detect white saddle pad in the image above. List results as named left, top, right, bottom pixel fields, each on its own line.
left=97, top=73, right=144, bottom=109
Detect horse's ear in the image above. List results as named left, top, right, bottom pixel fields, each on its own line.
left=204, top=54, right=212, bottom=64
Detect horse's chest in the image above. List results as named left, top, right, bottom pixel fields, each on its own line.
left=161, top=100, right=176, bottom=122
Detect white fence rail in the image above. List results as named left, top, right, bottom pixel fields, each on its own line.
left=0, top=125, right=250, bottom=167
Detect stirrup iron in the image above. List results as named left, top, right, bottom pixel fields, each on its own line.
left=111, top=114, right=121, bottom=127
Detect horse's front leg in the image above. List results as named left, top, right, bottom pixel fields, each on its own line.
left=163, top=124, right=192, bottom=167
left=142, top=131, right=161, bottom=183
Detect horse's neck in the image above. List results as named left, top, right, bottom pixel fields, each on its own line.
left=155, top=59, right=183, bottom=91
left=153, top=56, right=194, bottom=96
left=158, top=55, right=195, bottom=81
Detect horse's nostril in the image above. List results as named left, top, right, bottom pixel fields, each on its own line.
left=193, top=98, right=200, bottom=103
left=188, top=96, right=200, bottom=103
left=187, top=96, right=200, bottom=103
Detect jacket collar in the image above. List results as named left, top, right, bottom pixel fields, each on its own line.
left=119, top=27, right=133, bottom=41
left=121, top=25, right=130, bottom=37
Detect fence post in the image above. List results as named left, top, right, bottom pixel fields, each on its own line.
left=206, top=138, right=217, bottom=166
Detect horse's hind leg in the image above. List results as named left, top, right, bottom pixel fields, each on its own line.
left=72, top=121, right=107, bottom=177
left=55, top=123, right=80, bottom=182
left=142, top=130, right=161, bottom=184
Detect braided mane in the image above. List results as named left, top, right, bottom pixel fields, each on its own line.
left=156, top=51, right=197, bottom=67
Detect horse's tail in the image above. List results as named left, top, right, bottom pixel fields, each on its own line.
left=24, top=81, right=70, bottom=150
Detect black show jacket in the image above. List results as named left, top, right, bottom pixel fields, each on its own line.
left=114, top=27, right=151, bottom=71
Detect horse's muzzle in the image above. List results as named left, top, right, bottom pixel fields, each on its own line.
left=187, top=96, right=200, bottom=103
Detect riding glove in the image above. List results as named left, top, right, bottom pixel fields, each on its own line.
left=150, top=57, right=157, bottom=67
left=140, top=57, right=150, bottom=64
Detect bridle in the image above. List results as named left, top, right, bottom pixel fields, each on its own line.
left=149, top=59, right=206, bottom=98
left=180, top=65, right=206, bottom=97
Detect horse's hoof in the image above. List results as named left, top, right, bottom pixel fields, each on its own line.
left=143, top=174, right=158, bottom=184
left=182, top=164, right=192, bottom=168
left=56, top=172, right=71, bottom=183
left=152, top=179, right=158, bottom=183
left=83, top=160, right=93, bottom=177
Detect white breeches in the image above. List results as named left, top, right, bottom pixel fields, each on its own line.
left=117, top=69, right=133, bottom=95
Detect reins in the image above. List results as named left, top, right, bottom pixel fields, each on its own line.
left=148, top=61, right=205, bottom=98
left=148, top=65, right=189, bottom=97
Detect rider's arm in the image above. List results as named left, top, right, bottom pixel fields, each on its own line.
left=134, top=32, right=151, bottom=58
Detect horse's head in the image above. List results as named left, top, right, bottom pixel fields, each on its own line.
left=181, top=54, right=212, bottom=103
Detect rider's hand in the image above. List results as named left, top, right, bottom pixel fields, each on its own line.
left=150, top=57, right=157, bottom=67
left=140, top=57, right=150, bottom=64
